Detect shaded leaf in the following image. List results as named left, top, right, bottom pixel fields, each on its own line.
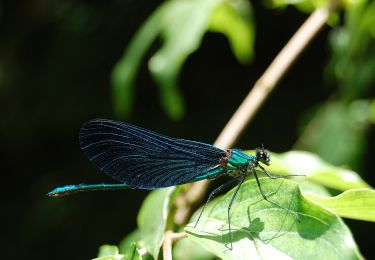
left=186, top=178, right=362, bottom=260
left=326, top=0, right=375, bottom=101
left=264, top=0, right=329, bottom=12
left=119, top=229, right=141, bottom=254
left=111, top=8, right=164, bottom=118
left=370, top=99, right=375, bottom=124
left=305, top=188, right=375, bottom=222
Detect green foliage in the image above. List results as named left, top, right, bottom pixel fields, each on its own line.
left=295, top=101, right=373, bottom=170
left=173, top=234, right=215, bottom=260
left=111, top=0, right=254, bottom=120
left=208, top=1, right=255, bottom=64
left=137, top=187, right=176, bottom=258
left=118, top=229, right=142, bottom=254
left=265, top=150, right=371, bottom=191
left=95, top=244, right=141, bottom=260
left=306, top=189, right=375, bottom=222
left=97, top=245, right=120, bottom=258
left=186, top=179, right=363, bottom=259
left=263, top=0, right=330, bottom=12
left=122, top=243, right=142, bottom=260
left=326, top=0, right=375, bottom=101
left=295, top=0, right=375, bottom=170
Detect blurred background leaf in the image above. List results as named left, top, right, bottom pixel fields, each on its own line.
left=112, top=0, right=255, bottom=120
left=294, top=0, right=375, bottom=172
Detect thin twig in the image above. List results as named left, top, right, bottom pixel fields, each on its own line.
left=215, top=7, right=332, bottom=149
left=162, top=231, right=187, bottom=260
left=174, top=4, right=339, bottom=225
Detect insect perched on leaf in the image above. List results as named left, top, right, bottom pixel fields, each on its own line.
left=48, top=119, right=298, bottom=249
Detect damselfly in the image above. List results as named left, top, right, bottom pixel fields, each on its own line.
left=48, top=119, right=298, bottom=248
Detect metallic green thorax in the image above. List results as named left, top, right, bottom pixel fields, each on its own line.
left=226, top=149, right=257, bottom=176
left=227, top=149, right=255, bottom=168
left=192, top=149, right=257, bottom=181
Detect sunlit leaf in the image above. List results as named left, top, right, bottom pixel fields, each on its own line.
left=305, top=188, right=375, bottom=222
left=97, top=245, right=120, bottom=258
left=137, top=187, right=175, bottom=259
left=148, top=0, right=223, bottom=120
left=95, top=245, right=130, bottom=260
left=95, top=243, right=141, bottom=260
left=209, top=1, right=255, bottom=64
left=186, top=179, right=362, bottom=259
left=122, top=243, right=142, bottom=260
left=173, top=235, right=215, bottom=260
left=298, top=180, right=331, bottom=196
left=265, top=150, right=371, bottom=191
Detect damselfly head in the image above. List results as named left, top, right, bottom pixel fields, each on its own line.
left=256, top=147, right=270, bottom=166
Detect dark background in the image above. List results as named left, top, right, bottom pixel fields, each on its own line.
left=1, top=1, right=373, bottom=259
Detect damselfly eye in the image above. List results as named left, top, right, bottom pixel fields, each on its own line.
left=256, top=148, right=270, bottom=165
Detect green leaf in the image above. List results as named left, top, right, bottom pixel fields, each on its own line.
left=148, top=0, right=224, bottom=120
left=94, top=255, right=125, bottom=260
left=97, top=245, right=120, bottom=257
left=295, top=101, right=372, bottom=170
left=95, top=243, right=141, bottom=260
left=298, top=180, right=331, bottom=196
left=326, top=0, right=375, bottom=101
left=208, top=1, right=255, bottom=64
left=264, top=150, right=371, bottom=191
left=122, top=243, right=142, bottom=260
left=264, top=0, right=329, bottom=12
left=111, top=6, right=164, bottom=118
left=370, top=99, right=375, bottom=124
left=112, top=0, right=255, bottom=120
left=186, top=178, right=362, bottom=259
left=119, top=229, right=141, bottom=254
left=305, top=188, right=375, bottom=222
left=95, top=245, right=127, bottom=260
left=137, top=187, right=176, bottom=259
left=173, top=235, right=215, bottom=260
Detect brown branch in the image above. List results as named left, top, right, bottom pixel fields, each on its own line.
left=162, top=231, right=187, bottom=260
left=214, top=7, right=333, bottom=149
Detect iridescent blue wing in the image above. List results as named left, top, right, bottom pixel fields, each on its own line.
left=79, top=119, right=227, bottom=189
